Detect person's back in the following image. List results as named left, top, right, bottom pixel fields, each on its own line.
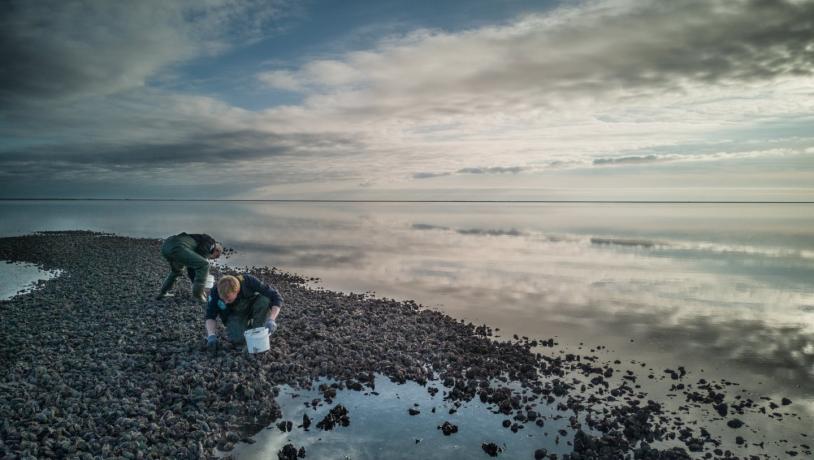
left=157, top=232, right=223, bottom=301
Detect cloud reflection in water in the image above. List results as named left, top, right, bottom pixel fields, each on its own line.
left=1, top=202, right=812, bottom=404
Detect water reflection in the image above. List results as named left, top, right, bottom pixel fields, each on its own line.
left=0, top=261, right=59, bottom=300
left=232, top=241, right=367, bottom=268
left=0, top=201, right=812, bottom=410
left=228, top=375, right=580, bottom=460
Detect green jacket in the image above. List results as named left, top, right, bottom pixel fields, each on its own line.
left=160, top=233, right=214, bottom=283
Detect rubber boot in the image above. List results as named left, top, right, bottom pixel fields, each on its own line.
left=191, top=281, right=207, bottom=303
left=156, top=274, right=177, bottom=300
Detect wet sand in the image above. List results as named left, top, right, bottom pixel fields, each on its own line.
left=0, top=231, right=809, bottom=459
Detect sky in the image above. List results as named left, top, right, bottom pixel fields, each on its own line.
left=1, top=0, right=813, bottom=200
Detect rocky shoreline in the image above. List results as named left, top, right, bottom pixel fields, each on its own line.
left=0, top=231, right=809, bottom=459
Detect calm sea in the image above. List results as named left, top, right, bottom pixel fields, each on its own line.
left=1, top=200, right=812, bottom=456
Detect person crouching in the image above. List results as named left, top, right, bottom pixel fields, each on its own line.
left=205, top=274, right=283, bottom=350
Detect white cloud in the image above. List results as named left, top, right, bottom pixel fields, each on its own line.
left=261, top=0, right=814, bottom=116
left=302, top=60, right=364, bottom=87
left=246, top=0, right=814, bottom=191
left=257, top=70, right=305, bottom=92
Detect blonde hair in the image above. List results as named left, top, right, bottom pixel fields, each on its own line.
left=217, top=275, right=240, bottom=296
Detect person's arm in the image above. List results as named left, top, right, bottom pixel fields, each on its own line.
left=244, top=274, right=284, bottom=308
left=244, top=274, right=284, bottom=334
left=204, top=288, right=220, bottom=336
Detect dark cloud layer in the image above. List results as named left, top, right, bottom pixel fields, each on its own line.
left=457, top=228, right=523, bottom=237
left=0, top=128, right=363, bottom=198
left=0, top=129, right=361, bottom=168
left=493, top=0, right=814, bottom=93
left=457, top=166, right=526, bottom=174
left=413, top=165, right=527, bottom=180
left=0, top=0, right=289, bottom=108
left=412, top=171, right=452, bottom=179
left=1, top=1, right=181, bottom=107
left=593, top=155, right=662, bottom=166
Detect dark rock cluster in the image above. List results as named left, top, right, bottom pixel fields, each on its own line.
left=481, top=442, right=503, bottom=456
left=315, top=404, right=350, bottom=430
left=437, top=421, right=458, bottom=436
left=277, top=443, right=305, bottom=459
left=0, top=232, right=809, bottom=459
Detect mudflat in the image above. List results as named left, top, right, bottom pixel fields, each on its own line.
left=0, top=232, right=807, bottom=459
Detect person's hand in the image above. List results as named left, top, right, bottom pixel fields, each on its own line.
left=206, top=334, right=218, bottom=351
left=265, top=319, right=278, bottom=336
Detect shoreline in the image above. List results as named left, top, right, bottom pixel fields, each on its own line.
left=0, top=231, right=808, bottom=459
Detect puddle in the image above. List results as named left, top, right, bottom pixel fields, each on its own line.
left=0, top=260, right=60, bottom=300
left=224, top=374, right=581, bottom=459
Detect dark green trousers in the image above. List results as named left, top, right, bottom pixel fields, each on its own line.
left=159, top=234, right=210, bottom=292
left=225, top=294, right=271, bottom=343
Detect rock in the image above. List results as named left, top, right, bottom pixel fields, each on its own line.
left=481, top=442, right=502, bottom=457
left=727, top=419, right=744, bottom=429
left=437, top=421, right=458, bottom=436
left=278, top=443, right=298, bottom=460
left=0, top=231, right=789, bottom=460
left=316, top=405, right=350, bottom=430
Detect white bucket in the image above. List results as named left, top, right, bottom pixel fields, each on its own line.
left=244, top=327, right=270, bottom=354
left=204, top=274, right=215, bottom=288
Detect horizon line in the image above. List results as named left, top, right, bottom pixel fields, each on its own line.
left=1, top=198, right=813, bottom=204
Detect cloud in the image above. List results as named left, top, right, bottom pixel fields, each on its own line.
left=2, top=0, right=813, bottom=198
left=591, top=147, right=814, bottom=168
left=266, top=0, right=814, bottom=119
left=247, top=0, right=814, bottom=194
left=413, top=166, right=527, bottom=180
left=0, top=128, right=362, bottom=180
left=457, top=166, right=527, bottom=174
left=593, top=155, right=663, bottom=166
left=227, top=240, right=367, bottom=268
left=413, top=172, right=452, bottom=179
left=257, top=70, right=304, bottom=92
left=457, top=228, right=524, bottom=237
left=411, top=223, right=450, bottom=231
left=0, top=0, right=291, bottom=108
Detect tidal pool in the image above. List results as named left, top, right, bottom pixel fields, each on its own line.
left=0, top=260, right=59, bottom=300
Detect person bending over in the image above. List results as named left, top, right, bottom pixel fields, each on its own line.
left=157, top=232, right=223, bottom=301
left=205, top=274, right=283, bottom=350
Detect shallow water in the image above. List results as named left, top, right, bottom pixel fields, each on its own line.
left=224, top=374, right=582, bottom=459
left=223, top=365, right=807, bottom=459
left=0, top=200, right=812, bottom=455
left=0, top=260, right=59, bottom=300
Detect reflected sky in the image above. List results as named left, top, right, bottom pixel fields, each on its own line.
left=227, top=375, right=581, bottom=460
left=0, top=261, right=58, bottom=300
left=1, top=201, right=812, bottom=414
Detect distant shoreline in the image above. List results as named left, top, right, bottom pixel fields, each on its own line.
left=1, top=198, right=812, bottom=204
